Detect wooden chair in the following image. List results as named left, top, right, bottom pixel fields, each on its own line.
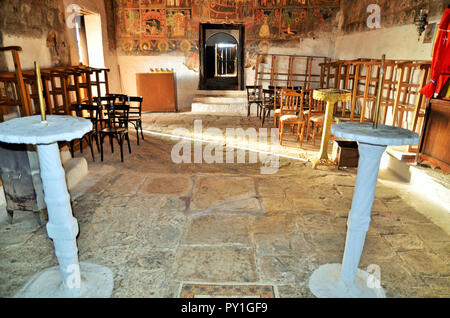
left=70, top=104, right=101, bottom=161
left=0, top=47, right=32, bottom=121
left=106, top=93, right=128, bottom=104
left=124, top=96, right=144, bottom=145
left=261, top=89, right=274, bottom=127
left=272, top=86, right=301, bottom=128
left=96, top=95, right=117, bottom=128
left=278, top=90, right=306, bottom=146
left=304, top=92, right=328, bottom=145
left=271, top=86, right=284, bottom=128
left=99, top=104, right=132, bottom=162
left=246, top=85, right=263, bottom=119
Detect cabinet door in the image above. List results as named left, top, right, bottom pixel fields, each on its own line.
left=136, top=73, right=177, bottom=112
left=418, top=99, right=450, bottom=173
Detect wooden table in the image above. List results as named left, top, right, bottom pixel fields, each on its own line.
left=312, top=88, right=352, bottom=168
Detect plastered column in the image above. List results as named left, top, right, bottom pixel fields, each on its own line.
left=340, top=142, right=385, bottom=286
left=309, top=122, right=419, bottom=298
left=38, top=142, right=81, bottom=295
left=0, top=115, right=113, bottom=298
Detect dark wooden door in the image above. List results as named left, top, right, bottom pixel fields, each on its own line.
left=199, top=23, right=244, bottom=90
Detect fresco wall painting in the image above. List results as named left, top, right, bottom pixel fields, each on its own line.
left=116, top=0, right=340, bottom=55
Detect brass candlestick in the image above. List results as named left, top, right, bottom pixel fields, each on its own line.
left=373, top=54, right=385, bottom=129
left=34, top=61, right=46, bottom=122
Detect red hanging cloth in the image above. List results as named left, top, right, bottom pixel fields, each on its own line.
left=420, top=8, right=450, bottom=98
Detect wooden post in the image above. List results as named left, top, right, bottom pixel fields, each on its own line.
left=392, top=65, right=405, bottom=127
left=270, top=55, right=276, bottom=87
left=254, top=54, right=260, bottom=87
left=288, top=56, right=294, bottom=87
left=350, top=64, right=360, bottom=121
left=411, top=63, right=431, bottom=134
left=373, top=55, right=386, bottom=129
left=4, top=47, right=32, bottom=117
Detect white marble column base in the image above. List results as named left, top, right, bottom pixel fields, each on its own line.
left=14, top=262, right=114, bottom=298
left=308, top=263, right=386, bottom=298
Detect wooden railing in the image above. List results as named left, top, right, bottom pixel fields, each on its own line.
left=318, top=58, right=432, bottom=139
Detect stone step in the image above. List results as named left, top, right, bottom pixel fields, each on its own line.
left=380, top=150, right=450, bottom=233
left=192, top=96, right=247, bottom=104
left=194, top=90, right=247, bottom=97
left=63, top=157, right=88, bottom=190
left=191, top=102, right=254, bottom=116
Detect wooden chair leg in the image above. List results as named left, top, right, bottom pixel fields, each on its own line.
left=88, top=134, right=95, bottom=161
left=110, top=135, right=114, bottom=153
left=119, top=136, right=124, bottom=162
left=135, top=123, right=140, bottom=146
left=140, top=120, right=144, bottom=140
left=126, top=133, right=131, bottom=154
left=69, top=140, right=75, bottom=158
left=306, top=120, right=311, bottom=141
left=312, top=124, right=317, bottom=145
left=300, top=123, right=305, bottom=146
left=100, top=134, right=105, bottom=161
left=279, top=121, right=284, bottom=145
left=94, top=133, right=100, bottom=152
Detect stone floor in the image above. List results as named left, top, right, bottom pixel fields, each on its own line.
left=0, top=113, right=449, bottom=298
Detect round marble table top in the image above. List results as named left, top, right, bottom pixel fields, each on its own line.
left=331, top=122, right=420, bottom=146
left=0, top=115, right=92, bottom=145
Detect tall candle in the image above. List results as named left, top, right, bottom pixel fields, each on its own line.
left=34, top=61, right=46, bottom=122
left=373, top=54, right=385, bottom=129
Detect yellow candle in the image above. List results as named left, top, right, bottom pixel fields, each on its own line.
left=373, top=54, right=386, bottom=129
left=34, top=61, right=46, bottom=122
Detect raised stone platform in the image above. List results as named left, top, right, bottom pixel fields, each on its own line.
left=191, top=90, right=257, bottom=116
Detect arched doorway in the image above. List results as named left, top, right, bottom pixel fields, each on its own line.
left=199, top=23, right=244, bottom=90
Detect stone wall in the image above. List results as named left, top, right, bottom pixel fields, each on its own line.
left=0, top=0, right=70, bottom=71
left=340, top=0, right=449, bottom=34
left=334, top=0, right=449, bottom=60
left=0, top=0, right=121, bottom=93
left=62, top=0, right=122, bottom=93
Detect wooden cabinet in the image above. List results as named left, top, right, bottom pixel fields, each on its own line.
left=136, top=72, right=177, bottom=112
left=417, top=98, right=450, bottom=174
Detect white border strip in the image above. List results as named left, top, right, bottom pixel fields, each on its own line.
left=142, top=129, right=308, bottom=162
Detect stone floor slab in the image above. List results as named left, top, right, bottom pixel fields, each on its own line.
left=175, top=246, right=258, bottom=283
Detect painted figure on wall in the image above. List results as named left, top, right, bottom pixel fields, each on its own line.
left=142, top=9, right=166, bottom=37
left=259, top=15, right=271, bottom=37
left=123, top=9, right=140, bottom=36
left=173, top=12, right=186, bottom=36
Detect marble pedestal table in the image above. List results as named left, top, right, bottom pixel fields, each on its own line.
left=311, top=89, right=352, bottom=169
left=0, top=115, right=113, bottom=297
left=308, top=122, right=419, bottom=298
